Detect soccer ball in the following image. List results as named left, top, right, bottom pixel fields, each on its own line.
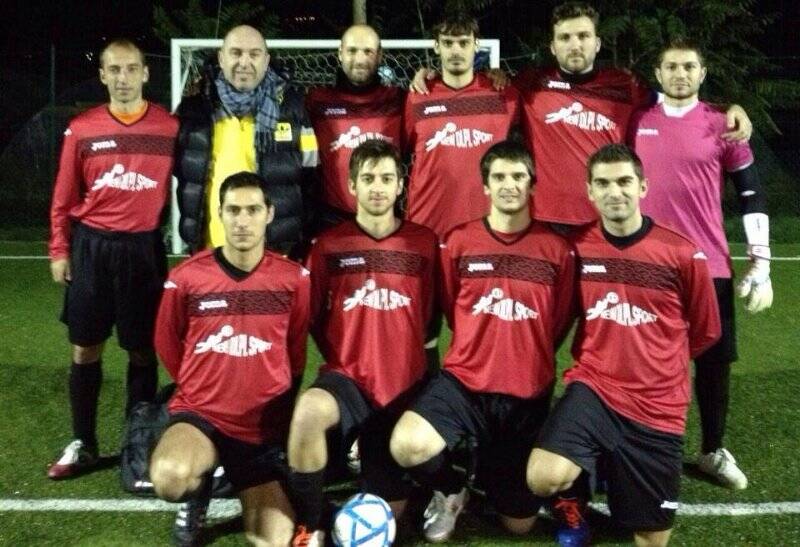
left=332, top=493, right=396, bottom=547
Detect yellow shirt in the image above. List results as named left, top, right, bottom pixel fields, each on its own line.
left=205, top=115, right=256, bottom=247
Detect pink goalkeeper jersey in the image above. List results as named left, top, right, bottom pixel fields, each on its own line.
left=629, top=101, right=754, bottom=278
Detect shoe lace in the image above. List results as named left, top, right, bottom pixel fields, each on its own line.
left=292, top=525, right=313, bottom=547
left=425, top=491, right=447, bottom=519
left=177, top=498, right=207, bottom=531
left=554, top=498, right=584, bottom=529
left=57, top=440, right=84, bottom=464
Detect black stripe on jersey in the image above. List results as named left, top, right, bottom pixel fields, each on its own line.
left=325, top=249, right=427, bottom=277
left=579, top=257, right=679, bottom=292
left=414, top=95, right=509, bottom=119
left=78, top=134, right=175, bottom=158
left=187, top=291, right=293, bottom=316
left=458, top=254, right=558, bottom=284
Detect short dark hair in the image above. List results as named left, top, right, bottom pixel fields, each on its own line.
left=219, top=171, right=272, bottom=206
left=480, top=140, right=535, bottom=186
left=586, top=144, right=644, bottom=182
left=99, top=39, right=146, bottom=68
left=658, top=37, right=706, bottom=67
left=432, top=14, right=480, bottom=40
left=349, top=140, right=402, bottom=181
left=551, top=2, right=599, bottom=33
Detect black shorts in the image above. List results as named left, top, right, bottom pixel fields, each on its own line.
left=695, top=278, right=737, bottom=366
left=60, top=222, right=167, bottom=350
left=410, top=370, right=552, bottom=519
left=312, top=372, right=417, bottom=501
left=166, top=411, right=288, bottom=492
left=536, top=382, right=683, bottom=532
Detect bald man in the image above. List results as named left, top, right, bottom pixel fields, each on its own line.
left=175, top=24, right=318, bottom=258
left=305, top=24, right=406, bottom=232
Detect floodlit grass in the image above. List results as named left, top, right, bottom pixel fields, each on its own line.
left=1, top=242, right=798, bottom=545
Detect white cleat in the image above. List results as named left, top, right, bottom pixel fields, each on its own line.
left=422, top=488, right=469, bottom=543
left=698, top=448, right=748, bottom=490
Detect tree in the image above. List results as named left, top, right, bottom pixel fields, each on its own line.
left=152, top=0, right=280, bottom=43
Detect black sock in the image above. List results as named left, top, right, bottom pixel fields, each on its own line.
left=424, top=346, right=441, bottom=374
left=407, top=451, right=463, bottom=495
left=288, top=469, right=326, bottom=529
left=695, top=360, right=731, bottom=453
left=69, top=361, right=102, bottom=448
left=126, top=362, right=158, bottom=414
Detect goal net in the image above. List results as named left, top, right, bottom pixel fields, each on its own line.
left=168, top=38, right=501, bottom=253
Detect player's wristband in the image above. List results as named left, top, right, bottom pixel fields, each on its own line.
left=747, top=245, right=771, bottom=261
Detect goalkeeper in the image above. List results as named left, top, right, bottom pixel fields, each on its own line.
left=628, top=38, right=771, bottom=491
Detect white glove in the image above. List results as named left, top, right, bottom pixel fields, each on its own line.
left=737, top=252, right=772, bottom=313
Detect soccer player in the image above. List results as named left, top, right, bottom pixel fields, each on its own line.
left=390, top=141, right=576, bottom=542
left=287, top=140, right=437, bottom=547
left=150, top=172, right=310, bottom=546
left=306, top=24, right=405, bottom=230
left=629, top=38, right=771, bottom=490
left=527, top=144, right=721, bottom=547
left=514, top=2, right=752, bottom=227
left=47, top=39, right=177, bottom=479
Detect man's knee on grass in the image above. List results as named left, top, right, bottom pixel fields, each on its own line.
left=287, top=388, right=340, bottom=470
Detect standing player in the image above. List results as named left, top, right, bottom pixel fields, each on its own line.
left=527, top=144, right=721, bottom=547
left=150, top=172, right=310, bottom=546
left=390, top=141, right=576, bottom=542
left=630, top=39, right=771, bottom=490
left=47, top=39, right=177, bottom=479
left=306, top=24, right=405, bottom=229
left=287, top=140, right=437, bottom=547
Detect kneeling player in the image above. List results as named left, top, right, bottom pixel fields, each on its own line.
left=150, top=172, right=310, bottom=546
left=287, top=140, right=438, bottom=547
left=527, top=145, right=721, bottom=547
left=390, top=141, right=576, bottom=542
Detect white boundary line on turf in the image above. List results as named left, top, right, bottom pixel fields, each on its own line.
left=2, top=498, right=800, bottom=518
left=1, top=255, right=799, bottom=261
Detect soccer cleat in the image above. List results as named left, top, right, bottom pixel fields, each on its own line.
left=697, top=448, right=748, bottom=490
left=552, top=497, right=590, bottom=547
left=47, top=439, right=99, bottom=479
left=292, top=525, right=325, bottom=547
left=422, top=488, right=469, bottom=543
left=172, top=484, right=211, bottom=547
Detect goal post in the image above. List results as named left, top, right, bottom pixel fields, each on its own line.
left=168, top=38, right=502, bottom=254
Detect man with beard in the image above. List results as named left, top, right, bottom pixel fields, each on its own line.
left=306, top=25, right=405, bottom=231
left=175, top=25, right=317, bottom=257
left=629, top=38, right=769, bottom=491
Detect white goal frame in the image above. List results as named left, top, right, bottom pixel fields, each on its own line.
left=169, top=38, right=501, bottom=254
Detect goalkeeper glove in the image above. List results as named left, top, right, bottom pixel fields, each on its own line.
left=736, top=245, right=772, bottom=313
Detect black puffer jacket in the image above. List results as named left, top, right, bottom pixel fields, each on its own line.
left=174, top=64, right=315, bottom=255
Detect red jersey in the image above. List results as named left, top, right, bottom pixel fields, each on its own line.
left=404, top=74, right=520, bottom=237
left=49, top=103, right=178, bottom=259
left=307, top=82, right=405, bottom=213
left=155, top=249, right=311, bottom=444
left=516, top=67, right=651, bottom=225
left=566, top=220, right=720, bottom=435
left=440, top=219, right=576, bottom=398
left=306, top=220, right=437, bottom=407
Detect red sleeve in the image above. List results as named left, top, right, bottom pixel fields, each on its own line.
left=288, top=268, right=311, bottom=378
left=49, top=124, right=82, bottom=259
left=402, top=94, right=416, bottom=155
left=506, top=86, right=521, bottom=128
left=552, top=244, right=577, bottom=344
left=682, top=250, right=722, bottom=358
left=305, top=239, right=327, bottom=341
left=438, top=238, right=458, bottom=328
left=626, top=109, right=643, bottom=148
left=154, top=277, right=187, bottom=382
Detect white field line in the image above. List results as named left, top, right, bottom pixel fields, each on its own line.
left=0, top=255, right=799, bottom=261
left=1, top=498, right=800, bottom=518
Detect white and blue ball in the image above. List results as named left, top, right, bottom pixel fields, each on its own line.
left=332, top=493, right=396, bottom=547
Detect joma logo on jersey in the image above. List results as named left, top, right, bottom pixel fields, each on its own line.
left=467, top=262, right=494, bottom=272
left=324, top=107, right=347, bottom=116
left=425, top=122, right=494, bottom=151
left=637, top=128, right=659, bottom=136
left=586, top=291, right=657, bottom=326
left=194, top=325, right=272, bottom=357
left=547, top=80, right=571, bottom=90
left=342, top=279, right=411, bottom=311
left=472, top=288, right=539, bottom=322
left=198, top=299, right=228, bottom=311
left=339, top=257, right=366, bottom=268
left=92, top=163, right=158, bottom=192
left=423, top=104, right=448, bottom=115
left=545, top=101, right=616, bottom=132
left=329, top=126, right=393, bottom=151
left=91, top=139, right=117, bottom=151
left=582, top=264, right=607, bottom=274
